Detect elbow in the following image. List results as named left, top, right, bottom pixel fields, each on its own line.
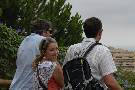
left=103, top=74, right=122, bottom=90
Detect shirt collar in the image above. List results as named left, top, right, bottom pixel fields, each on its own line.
left=82, top=37, right=96, bottom=43
left=30, top=33, right=37, bottom=36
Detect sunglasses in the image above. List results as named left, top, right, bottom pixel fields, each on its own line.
left=47, top=28, right=53, bottom=34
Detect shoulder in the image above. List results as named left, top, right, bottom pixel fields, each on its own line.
left=39, top=61, right=56, bottom=68
left=69, top=43, right=80, bottom=49
left=95, top=44, right=111, bottom=54
left=68, top=43, right=82, bottom=51
left=34, top=34, right=45, bottom=41
left=55, top=63, right=62, bottom=71
left=53, top=63, right=63, bottom=76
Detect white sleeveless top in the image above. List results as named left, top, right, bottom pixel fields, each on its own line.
left=33, top=61, right=57, bottom=90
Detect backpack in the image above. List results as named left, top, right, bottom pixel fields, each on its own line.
left=63, top=43, right=104, bottom=90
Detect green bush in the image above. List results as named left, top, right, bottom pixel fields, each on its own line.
left=0, top=24, right=22, bottom=79
left=0, top=24, right=68, bottom=78
left=116, top=67, right=135, bottom=90
left=58, top=47, right=68, bottom=65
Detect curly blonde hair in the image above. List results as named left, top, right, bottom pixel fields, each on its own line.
left=32, top=37, right=57, bottom=70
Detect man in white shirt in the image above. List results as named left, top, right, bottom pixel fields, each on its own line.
left=9, top=19, right=54, bottom=90
left=64, top=17, right=122, bottom=90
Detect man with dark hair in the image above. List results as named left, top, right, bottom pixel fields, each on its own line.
left=83, top=17, right=102, bottom=38
left=10, top=19, right=54, bottom=90
left=63, top=17, right=122, bottom=90
left=31, top=19, right=54, bottom=37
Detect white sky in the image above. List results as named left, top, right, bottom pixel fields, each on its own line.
left=67, top=0, right=135, bottom=51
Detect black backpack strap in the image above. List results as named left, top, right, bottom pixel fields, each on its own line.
left=37, top=66, right=47, bottom=90
left=83, top=42, right=102, bottom=58
left=82, top=42, right=104, bottom=90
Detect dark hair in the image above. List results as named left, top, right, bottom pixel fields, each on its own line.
left=31, top=19, right=53, bottom=35
left=83, top=17, right=102, bottom=38
left=32, top=37, right=57, bottom=70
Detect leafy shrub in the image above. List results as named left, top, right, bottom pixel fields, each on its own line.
left=58, top=47, right=68, bottom=65
left=116, top=67, right=135, bottom=90
left=0, top=24, right=22, bottom=79
left=0, top=24, right=68, bottom=78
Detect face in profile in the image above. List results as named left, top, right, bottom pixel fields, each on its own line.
left=44, top=42, right=59, bottom=61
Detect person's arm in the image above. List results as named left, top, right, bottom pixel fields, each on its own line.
left=102, top=74, right=123, bottom=90
left=53, top=63, right=64, bottom=88
left=99, top=47, right=122, bottom=90
left=0, top=79, right=12, bottom=87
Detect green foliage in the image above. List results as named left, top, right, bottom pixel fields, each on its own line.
left=0, top=0, right=83, bottom=87
left=0, top=24, right=22, bottom=79
left=0, top=0, right=20, bottom=28
left=0, top=8, right=2, bottom=16
left=64, top=13, right=83, bottom=46
left=40, top=0, right=83, bottom=46
left=116, top=67, right=135, bottom=89
left=18, top=0, right=48, bottom=33
left=0, top=0, right=83, bottom=47
left=58, top=46, right=68, bottom=65
left=0, top=0, right=44, bottom=32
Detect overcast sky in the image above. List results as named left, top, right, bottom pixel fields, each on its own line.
left=67, top=0, right=135, bottom=51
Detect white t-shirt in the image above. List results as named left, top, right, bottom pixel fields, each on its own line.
left=63, top=38, right=117, bottom=89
